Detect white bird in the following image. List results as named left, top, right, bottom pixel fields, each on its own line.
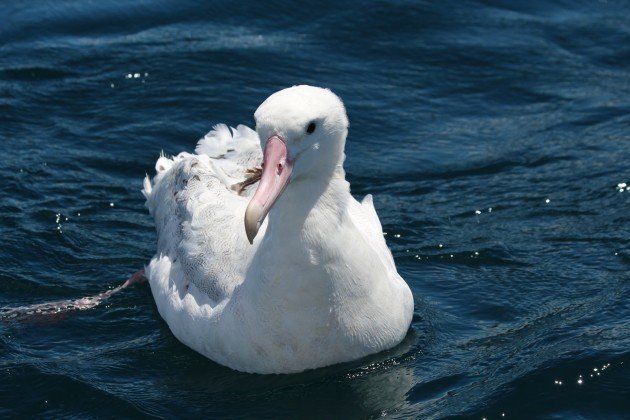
left=143, top=85, right=413, bottom=374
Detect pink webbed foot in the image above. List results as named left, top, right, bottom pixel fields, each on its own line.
left=1, top=268, right=148, bottom=323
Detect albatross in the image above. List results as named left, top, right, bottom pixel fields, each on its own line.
left=142, top=85, right=413, bottom=374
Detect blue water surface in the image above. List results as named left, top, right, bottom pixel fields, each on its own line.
left=1, top=1, right=629, bottom=418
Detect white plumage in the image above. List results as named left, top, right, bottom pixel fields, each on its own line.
left=143, top=85, right=413, bottom=374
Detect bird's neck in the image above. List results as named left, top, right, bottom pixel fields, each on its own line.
left=265, top=164, right=349, bottom=240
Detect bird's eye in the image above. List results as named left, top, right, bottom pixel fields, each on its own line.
left=306, top=122, right=316, bottom=134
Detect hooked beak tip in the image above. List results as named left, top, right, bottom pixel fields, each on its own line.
left=244, top=201, right=263, bottom=244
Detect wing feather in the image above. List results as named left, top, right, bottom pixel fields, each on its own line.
left=144, top=124, right=263, bottom=305
left=347, top=194, right=397, bottom=274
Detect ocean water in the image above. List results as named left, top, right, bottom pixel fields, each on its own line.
left=1, top=0, right=629, bottom=418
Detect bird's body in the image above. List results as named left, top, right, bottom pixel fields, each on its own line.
left=143, top=86, right=413, bottom=374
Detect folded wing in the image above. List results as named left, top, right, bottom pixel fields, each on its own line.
left=143, top=124, right=263, bottom=305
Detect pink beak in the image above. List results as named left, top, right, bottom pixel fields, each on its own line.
left=244, top=135, right=293, bottom=243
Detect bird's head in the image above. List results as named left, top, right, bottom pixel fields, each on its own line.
left=244, top=85, right=349, bottom=243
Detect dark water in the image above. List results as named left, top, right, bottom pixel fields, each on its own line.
left=1, top=0, right=629, bottom=418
